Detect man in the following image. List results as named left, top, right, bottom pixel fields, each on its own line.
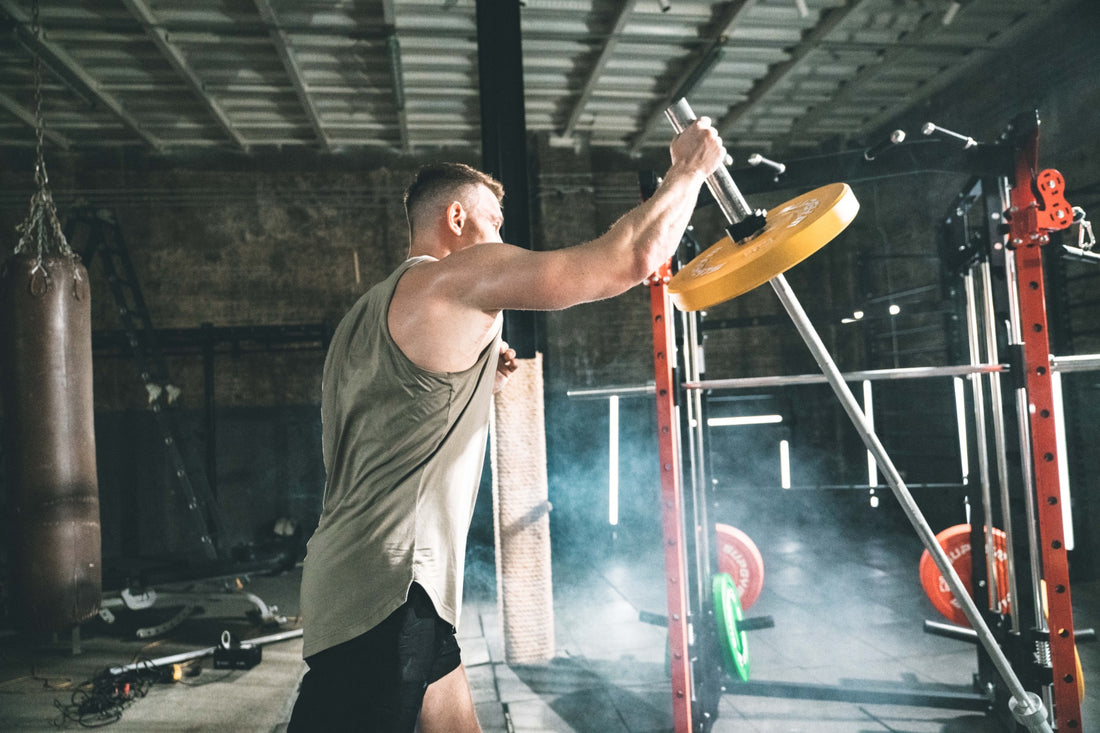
left=288, top=118, right=726, bottom=732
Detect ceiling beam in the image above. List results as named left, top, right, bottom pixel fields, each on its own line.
left=716, top=0, right=863, bottom=139
left=382, top=0, right=410, bottom=152
left=9, top=29, right=99, bottom=109
left=860, top=0, right=1078, bottom=141
left=777, top=1, right=988, bottom=149
left=628, top=0, right=759, bottom=155
left=560, top=0, right=639, bottom=139
left=11, top=13, right=956, bottom=53
left=0, top=0, right=163, bottom=151
left=252, top=0, right=331, bottom=152
left=120, top=0, right=248, bottom=151
left=0, top=90, right=71, bottom=150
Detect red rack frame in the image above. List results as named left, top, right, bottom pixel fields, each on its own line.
left=647, top=120, right=1083, bottom=732
left=1008, top=127, right=1082, bottom=730
left=649, top=263, right=694, bottom=733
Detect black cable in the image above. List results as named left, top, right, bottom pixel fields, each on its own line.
left=52, top=661, right=159, bottom=728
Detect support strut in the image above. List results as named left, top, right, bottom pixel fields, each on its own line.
left=648, top=262, right=695, bottom=733
left=1006, top=115, right=1082, bottom=731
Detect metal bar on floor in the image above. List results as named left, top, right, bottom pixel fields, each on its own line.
left=108, top=628, right=302, bottom=675
left=727, top=680, right=992, bottom=710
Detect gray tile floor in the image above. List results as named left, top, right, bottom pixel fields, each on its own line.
left=1, top=506, right=1097, bottom=732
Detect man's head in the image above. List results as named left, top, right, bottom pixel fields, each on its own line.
left=403, top=163, right=505, bottom=244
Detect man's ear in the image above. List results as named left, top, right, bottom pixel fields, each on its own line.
left=446, top=201, right=465, bottom=236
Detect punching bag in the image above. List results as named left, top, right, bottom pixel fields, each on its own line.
left=1, top=252, right=101, bottom=632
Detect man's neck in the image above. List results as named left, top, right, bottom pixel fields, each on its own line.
left=408, top=237, right=450, bottom=260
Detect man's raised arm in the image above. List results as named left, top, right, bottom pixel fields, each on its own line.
left=443, top=118, right=727, bottom=313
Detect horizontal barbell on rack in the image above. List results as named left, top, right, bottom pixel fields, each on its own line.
left=687, top=351, right=1100, bottom=391
left=565, top=384, right=655, bottom=400
left=685, top=363, right=1004, bottom=391
left=1048, top=353, right=1100, bottom=373
left=564, top=352, right=1100, bottom=400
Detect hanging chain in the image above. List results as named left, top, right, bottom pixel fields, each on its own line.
left=14, top=0, right=75, bottom=264
left=31, top=0, right=46, bottom=192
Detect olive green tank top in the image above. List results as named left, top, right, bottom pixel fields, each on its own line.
left=300, top=256, right=502, bottom=658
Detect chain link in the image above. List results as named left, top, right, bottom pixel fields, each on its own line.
left=32, top=0, right=45, bottom=190
left=13, top=0, right=75, bottom=264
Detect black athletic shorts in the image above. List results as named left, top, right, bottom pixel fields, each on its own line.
left=287, top=583, right=462, bottom=732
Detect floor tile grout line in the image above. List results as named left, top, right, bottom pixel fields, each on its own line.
left=478, top=606, right=516, bottom=732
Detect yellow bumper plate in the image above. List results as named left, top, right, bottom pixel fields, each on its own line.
left=669, top=182, right=859, bottom=311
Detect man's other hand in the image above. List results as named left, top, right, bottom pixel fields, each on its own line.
left=494, top=343, right=518, bottom=393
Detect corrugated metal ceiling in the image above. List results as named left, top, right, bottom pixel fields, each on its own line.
left=0, top=0, right=1073, bottom=157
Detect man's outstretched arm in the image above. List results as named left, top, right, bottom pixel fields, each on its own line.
left=438, top=118, right=726, bottom=314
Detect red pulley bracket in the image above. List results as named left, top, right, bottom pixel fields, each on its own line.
left=1034, top=169, right=1073, bottom=231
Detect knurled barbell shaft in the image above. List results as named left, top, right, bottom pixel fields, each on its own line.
left=768, top=273, right=1049, bottom=733
left=664, top=98, right=753, bottom=224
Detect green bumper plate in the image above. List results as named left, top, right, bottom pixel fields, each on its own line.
left=713, top=572, right=750, bottom=681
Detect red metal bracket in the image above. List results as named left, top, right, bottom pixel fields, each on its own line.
left=1035, top=169, right=1073, bottom=231
left=1008, top=127, right=1082, bottom=731
left=649, top=261, right=694, bottom=733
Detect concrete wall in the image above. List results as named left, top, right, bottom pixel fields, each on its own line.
left=0, top=150, right=473, bottom=567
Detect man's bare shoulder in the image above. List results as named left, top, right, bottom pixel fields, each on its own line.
left=403, top=239, right=602, bottom=314
left=402, top=242, right=534, bottom=300
left=438, top=241, right=532, bottom=271
left=388, top=252, right=506, bottom=372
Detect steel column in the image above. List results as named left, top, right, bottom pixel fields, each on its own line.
left=1006, top=122, right=1082, bottom=731
left=979, top=258, right=1022, bottom=634
left=963, top=269, right=1000, bottom=610
left=649, top=264, right=694, bottom=733
left=475, top=0, right=538, bottom=358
